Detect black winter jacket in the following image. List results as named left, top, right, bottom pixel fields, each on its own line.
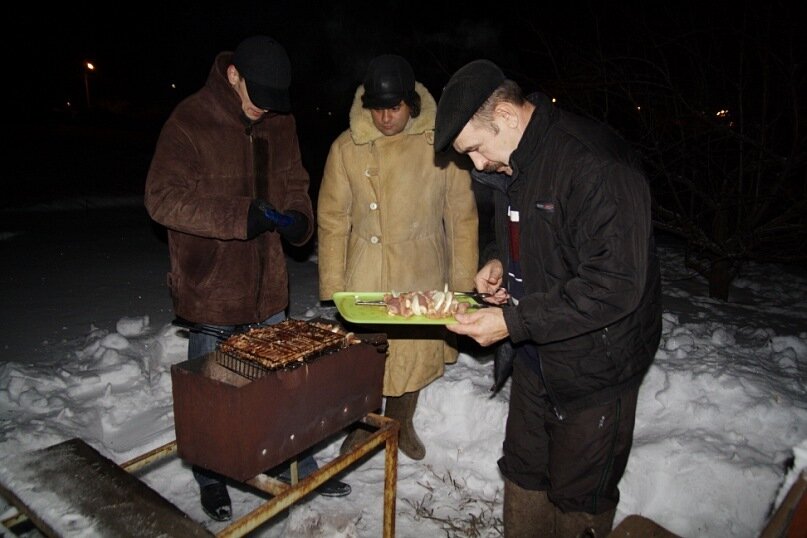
left=474, top=92, right=662, bottom=412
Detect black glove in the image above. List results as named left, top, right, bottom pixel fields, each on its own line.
left=490, top=339, right=516, bottom=395
left=277, top=210, right=309, bottom=244
left=246, top=199, right=293, bottom=239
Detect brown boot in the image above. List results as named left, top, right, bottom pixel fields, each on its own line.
left=503, top=477, right=556, bottom=537
left=339, top=427, right=372, bottom=456
left=555, top=506, right=616, bottom=538
left=384, top=391, right=426, bottom=460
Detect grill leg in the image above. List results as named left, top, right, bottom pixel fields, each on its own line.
left=290, top=460, right=299, bottom=484
left=216, top=413, right=399, bottom=538
left=383, top=420, right=399, bottom=538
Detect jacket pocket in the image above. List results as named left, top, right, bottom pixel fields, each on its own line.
left=192, top=241, right=256, bottom=303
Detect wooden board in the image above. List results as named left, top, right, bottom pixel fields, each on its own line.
left=759, top=470, right=807, bottom=538
left=608, top=514, right=681, bottom=537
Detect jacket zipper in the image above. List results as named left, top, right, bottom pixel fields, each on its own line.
left=249, top=129, right=265, bottom=316
left=524, top=344, right=566, bottom=421
left=591, top=396, right=621, bottom=513
left=538, top=357, right=566, bottom=421
left=543, top=327, right=610, bottom=423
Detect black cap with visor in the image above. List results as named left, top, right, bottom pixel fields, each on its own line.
left=232, top=36, right=292, bottom=112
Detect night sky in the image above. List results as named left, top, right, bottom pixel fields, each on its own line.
left=21, top=1, right=674, bottom=119
left=9, top=0, right=803, bottom=207
left=25, top=2, right=515, bottom=120
left=24, top=1, right=799, bottom=118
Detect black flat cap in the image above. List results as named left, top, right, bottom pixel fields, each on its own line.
left=233, top=36, right=291, bottom=112
left=434, top=59, right=505, bottom=152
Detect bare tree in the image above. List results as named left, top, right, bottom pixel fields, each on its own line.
left=519, top=2, right=807, bottom=300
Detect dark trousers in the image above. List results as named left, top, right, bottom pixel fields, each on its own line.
left=498, top=357, right=639, bottom=514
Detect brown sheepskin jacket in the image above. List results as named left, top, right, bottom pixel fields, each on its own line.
left=144, top=52, right=313, bottom=326
left=317, top=82, right=478, bottom=395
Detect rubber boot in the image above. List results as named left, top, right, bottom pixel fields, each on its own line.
left=384, top=391, right=425, bottom=460
left=555, top=506, right=616, bottom=538
left=503, top=477, right=556, bottom=537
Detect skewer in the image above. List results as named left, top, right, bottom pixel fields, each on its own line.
left=171, top=318, right=231, bottom=340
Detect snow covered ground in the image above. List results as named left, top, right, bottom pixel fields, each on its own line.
left=1, top=199, right=806, bottom=537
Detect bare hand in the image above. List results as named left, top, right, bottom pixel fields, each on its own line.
left=475, top=260, right=505, bottom=296
left=484, top=287, right=510, bottom=306
left=446, top=308, right=509, bottom=347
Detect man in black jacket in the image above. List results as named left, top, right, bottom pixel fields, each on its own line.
left=434, top=60, right=662, bottom=537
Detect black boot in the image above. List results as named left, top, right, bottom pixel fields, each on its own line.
left=273, top=459, right=353, bottom=498
left=317, top=479, right=352, bottom=497
left=276, top=473, right=352, bottom=497
left=200, top=481, right=232, bottom=521
left=194, top=465, right=232, bottom=522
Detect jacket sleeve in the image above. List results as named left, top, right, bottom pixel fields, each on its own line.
left=442, top=159, right=479, bottom=291
left=316, top=141, right=351, bottom=301
left=274, top=116, right=314, bottom=246
left=506, top=160, right=653, bottom=345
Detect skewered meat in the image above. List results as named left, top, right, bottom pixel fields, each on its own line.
left=382, top=286, right=471, bottom=318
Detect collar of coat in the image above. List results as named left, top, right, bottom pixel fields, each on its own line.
left=470, top=92, right=554, bottom=193
left=508, top=92, right=557, bottom=176
left=348, top=82, right=437, bottom=146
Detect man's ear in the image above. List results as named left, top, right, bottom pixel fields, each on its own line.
left=494, top=102, right=519, bottom=129
left=226, top=65, right=240, bottom=86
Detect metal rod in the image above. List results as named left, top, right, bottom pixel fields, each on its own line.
left=120, top=441, right=177, bottom=472
left=171, top=318, right=230, bottom=341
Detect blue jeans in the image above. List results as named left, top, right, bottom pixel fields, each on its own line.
left=188, top=311, right=320, bottom=488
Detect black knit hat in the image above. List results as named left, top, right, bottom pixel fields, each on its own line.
left=434, top=59, right=505, bottom=152
left=232, top=36, right=291, bottom=112
left=361, top=54, right=417, bottom=109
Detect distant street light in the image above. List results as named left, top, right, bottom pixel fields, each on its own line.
left=84, top=61, right=95, bottom=109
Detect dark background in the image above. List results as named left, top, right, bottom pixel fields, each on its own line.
left=6, top=1, right=801, bottom=210
left=9, top=1, right=525, bottom=208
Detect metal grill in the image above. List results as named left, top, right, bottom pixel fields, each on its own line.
left=171, top=320, right=388, bottom=481
left=214, top=319, right=350, bottom=380
left=213, top=349, right=272, bottom=380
